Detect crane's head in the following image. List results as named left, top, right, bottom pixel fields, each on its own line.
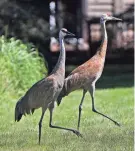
left=100, top=14, right=122, bottom=23
left=59, top=28, right=75, bottom=39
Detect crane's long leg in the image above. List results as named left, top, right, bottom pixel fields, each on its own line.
left=49, top=102, right=82, bottom=137
left=38, top=107, right=47, bottom=145
left=77, top=89, right=87, bottom=130
left=89, top=84, right=120, bottom=126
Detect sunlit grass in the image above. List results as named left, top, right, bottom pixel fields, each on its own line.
left=0, top=37, right=133, bottom=150
left=0, top=87, right=133, bottom=151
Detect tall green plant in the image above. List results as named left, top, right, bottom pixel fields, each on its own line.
left=0, top=36, right=47, bottom=101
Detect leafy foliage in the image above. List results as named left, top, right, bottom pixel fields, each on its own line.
left=0, top=0, right=52, bottom=73
left=0, top=36, right=47, bottom=101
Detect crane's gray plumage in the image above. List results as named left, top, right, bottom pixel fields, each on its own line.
left=15, top=78, right=56, bottom=121
left=57, top=14, right=122, bottom=130
left=15, top=28, right=82, bottom=144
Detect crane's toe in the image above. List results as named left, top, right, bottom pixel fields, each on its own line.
left=72, top=129, right=83, bottom=138
left=115, top=121, right=121, bottom=127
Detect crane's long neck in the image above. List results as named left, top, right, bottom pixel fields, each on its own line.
left=51, top=36, right=65, bottom=77
left=97, top=21, right=108, bottom=59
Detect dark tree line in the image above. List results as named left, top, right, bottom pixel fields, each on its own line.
left=0, top=0, right=52, bottom=73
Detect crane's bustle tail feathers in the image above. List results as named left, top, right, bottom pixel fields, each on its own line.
left=57, top=83, right=67, bottom=106
left=57, top=78, right=72, bottom=106
left=15, top=97, right=34, bottom=122
left=57, top=95, right=63, bottom=106
left=31, top=108, right=35, bottom=114
left=15, top=98, right=23, bottom=122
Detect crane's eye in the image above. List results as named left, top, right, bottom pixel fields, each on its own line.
left=61, top=29, right=67, bottom=33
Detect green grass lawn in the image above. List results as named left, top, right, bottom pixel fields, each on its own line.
left=0, top=64, right=134, bottom=151
left=0, top=37, right=133, bottom=150
left=0, top=87, right=133, bottom=151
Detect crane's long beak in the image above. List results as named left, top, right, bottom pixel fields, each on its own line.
left=66, top=31, right=75, bottom=37
left=111, top=17, right=122, bottom=21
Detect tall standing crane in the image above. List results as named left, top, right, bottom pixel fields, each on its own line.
left=57, top=14, right=122, bottom=130
left=15, top=28, right=82, bottom=145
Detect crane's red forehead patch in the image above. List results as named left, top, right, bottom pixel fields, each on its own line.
left=61, top=28, right=67, bottom=32
left=107, top=13, right=111, bottom=16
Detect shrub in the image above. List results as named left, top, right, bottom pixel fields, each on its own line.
left=0, top=36, right=47, bottom=101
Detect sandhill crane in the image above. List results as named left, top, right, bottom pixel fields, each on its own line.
left=57, top=14, right=122, bottom=130
left=15, top=28, right=82, bottom=145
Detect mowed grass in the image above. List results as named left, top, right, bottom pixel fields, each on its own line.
left=0, top=85, right=133, bottom=150
left=0, top=37, right=133, bottom=150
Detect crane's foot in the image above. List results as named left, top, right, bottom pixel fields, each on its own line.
left=114, top=121, right=121, bottom=127
left=72, top=130, right=83, bottom=138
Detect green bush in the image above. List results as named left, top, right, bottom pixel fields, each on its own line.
left=0, top=36, right=47, bottom=101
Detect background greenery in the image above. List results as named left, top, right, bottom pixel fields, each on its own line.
left=0, top=36, right=133, bottom=151
left=0, top=36, right=47, bottom=104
